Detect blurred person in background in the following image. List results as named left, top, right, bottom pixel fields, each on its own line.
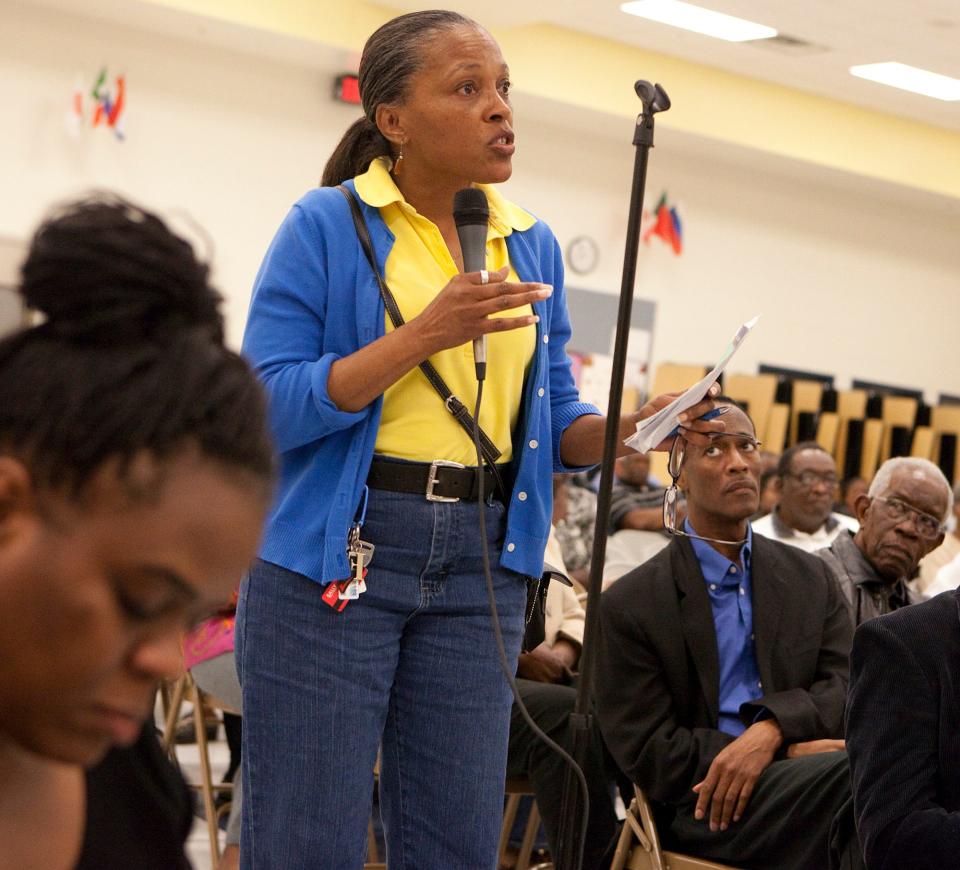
left=915, top=480, right=960, bottom=596
left=753, top=442, right=857, bottom=552
left=837, top=475, right=869, bottom=518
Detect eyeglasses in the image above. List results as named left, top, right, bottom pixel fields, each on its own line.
left=662, top=434, right=761, bottom=548
left=871, top=496, right=946, bottom=541
left=783, top=470, right=838, bottom=489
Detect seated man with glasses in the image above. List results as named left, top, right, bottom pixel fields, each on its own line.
left=752, top=442, right=858, bottom=552
left=817, top=457, right=951, bottom=628
left=596, top=400, right=860, bottom=870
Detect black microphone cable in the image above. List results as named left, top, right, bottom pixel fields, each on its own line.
left=471, top=376, right=590, bottom=870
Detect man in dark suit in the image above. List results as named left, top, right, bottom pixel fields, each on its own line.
left=846, top=590, right=960, bottom=869
left=596, top=401, right=858, bottom=870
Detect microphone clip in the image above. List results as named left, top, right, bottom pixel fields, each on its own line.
left=633, top=81, right=671, bottom=147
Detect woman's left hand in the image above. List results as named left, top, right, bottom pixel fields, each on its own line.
left=637, top=382, right=725, bottom=451
left=560, top=383, right=726, bottom=467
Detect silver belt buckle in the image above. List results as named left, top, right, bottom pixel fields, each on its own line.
left=426, top=459, right=465, bottom=502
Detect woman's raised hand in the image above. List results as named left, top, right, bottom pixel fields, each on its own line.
left=637, top=383, right=726, bottom=451
left=409, top=266, right=551, bottom=355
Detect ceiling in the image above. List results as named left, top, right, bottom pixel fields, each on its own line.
left=9, top=0, right=959, bottom=203
left=379, top=0, right=960, bottom=133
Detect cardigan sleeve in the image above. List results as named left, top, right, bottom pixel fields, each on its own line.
left=542, top=234, right=601, bottom=472
left=242, top=201, right=368, bottom=454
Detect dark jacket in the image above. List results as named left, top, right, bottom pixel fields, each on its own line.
left=596, top=533, right=852, bottom=806
left=846, top=590, right=960, bottom=870
left=818, top=529, right=917, bottom=627
left=77, top=725, right=192, bottom=870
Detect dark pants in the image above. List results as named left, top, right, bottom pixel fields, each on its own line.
left=664, top=750, right=862, bottom=870
left=505, top=679, right=619, bottom=870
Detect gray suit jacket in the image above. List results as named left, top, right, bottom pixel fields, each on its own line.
left=596, top=533, right=852, bottom=806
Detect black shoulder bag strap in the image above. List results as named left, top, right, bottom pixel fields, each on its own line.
left=336, top=184, right=507, bottom=493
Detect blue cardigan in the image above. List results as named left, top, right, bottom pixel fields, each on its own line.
left=242, top=179, right=600, bottom=583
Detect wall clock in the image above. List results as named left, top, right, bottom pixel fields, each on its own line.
left=566, top=235, right=600, bottom=275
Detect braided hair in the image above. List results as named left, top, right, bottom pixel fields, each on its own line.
left=0, top=193, right=274, bottom=496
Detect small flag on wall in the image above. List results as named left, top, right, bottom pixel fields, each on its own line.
left=67, top=67, right=126, bottom=140
left=641, top=192, right=683, bottom=255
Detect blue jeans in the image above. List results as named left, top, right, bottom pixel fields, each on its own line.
left=236, top=487, right=528, bottom=869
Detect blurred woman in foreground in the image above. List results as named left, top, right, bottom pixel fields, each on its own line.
left=0, top=196, right=274, bottom=868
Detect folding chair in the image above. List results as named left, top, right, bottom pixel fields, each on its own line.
left=499, top=779, right=545, bottom=870
left=181, top=672, right=236, bottom=868
left=159, top=671, right=188, bottom=758
left=609, top=785, right=738, bottom=870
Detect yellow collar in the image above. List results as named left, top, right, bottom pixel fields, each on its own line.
left=353, top=157, right=536, bottom=236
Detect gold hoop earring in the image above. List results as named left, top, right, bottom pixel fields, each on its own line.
left=393, top=141, right=405, bottom=175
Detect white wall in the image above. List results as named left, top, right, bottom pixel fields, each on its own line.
left=505, top=104, right=960, bottom=402
left=2, top=1, right=959, bottom=400
left=0, top=1, right=358, bottom=346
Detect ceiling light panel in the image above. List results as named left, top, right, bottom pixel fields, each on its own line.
left=620, top=0, right=777, bottom=43
left=849, top=62, right=960, bottom=102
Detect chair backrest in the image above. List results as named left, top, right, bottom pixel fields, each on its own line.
left=499, top=780, right=541, bottom=870
left=645, top=362, right=711, bottom=486
left=815, top=411, right=840, bottom=456
left=834, top=390, right=867, bottom=471
left=724, top=373, right=778, bottom=444
left=880, top=395, right=919, bottom=463
left=931, top=405, right=960, bottom=484
left=763, top=403, right=790, bottom=455
left=789, top=380, right=823, bottom=446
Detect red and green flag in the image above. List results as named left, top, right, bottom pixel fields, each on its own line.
left=641, top=192, right=683, bottom=255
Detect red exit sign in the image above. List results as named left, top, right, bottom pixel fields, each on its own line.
left=334, top=74, right=361, bottom=105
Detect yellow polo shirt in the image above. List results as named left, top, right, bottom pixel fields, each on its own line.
left=356, top=157, right=537, bottom=465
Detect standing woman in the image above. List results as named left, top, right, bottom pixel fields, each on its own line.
left=0, top=195, right=275, bottom=869
left=239, top=10, right=719, bottom=869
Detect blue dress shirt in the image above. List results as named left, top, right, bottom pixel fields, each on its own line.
left=686, top=520, right=763, bottom=736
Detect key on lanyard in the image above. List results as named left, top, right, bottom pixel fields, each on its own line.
left=329, top=487, right=376, bottom=605
left=342, top=524, right=375, bottom=600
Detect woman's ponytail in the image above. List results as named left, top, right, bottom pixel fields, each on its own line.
left=320, top=117, right=391, bottom=187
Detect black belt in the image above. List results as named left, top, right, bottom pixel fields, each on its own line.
left=367, top=457, right=509, bottom=503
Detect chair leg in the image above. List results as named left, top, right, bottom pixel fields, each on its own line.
left=499, top=793, right=522, bottom=865
left=367, top=817, right=379, bottom=863
left=610, top=810, right=636, bottom=870
left=516, top=800, right=540, bottom=870
left=190, top=676, right=221, bottom=868
left=635, top=793, right=666, bottom=870
left=161, top=673, right=187, bottom=757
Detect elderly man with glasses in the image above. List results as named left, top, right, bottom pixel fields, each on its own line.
left=596, top=400, right=861, bottom=870
left=752, top=441, right=858, bottom=552
left=817, top=457, right=952, bottom=627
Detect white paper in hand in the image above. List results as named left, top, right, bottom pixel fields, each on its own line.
left=625, top=315, right=760, bottom=454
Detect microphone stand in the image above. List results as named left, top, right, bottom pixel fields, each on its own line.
left=555, top=80, right=671, bottom=870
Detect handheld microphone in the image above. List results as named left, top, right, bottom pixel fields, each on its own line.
left=453, top=187, right=490, bottom=381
